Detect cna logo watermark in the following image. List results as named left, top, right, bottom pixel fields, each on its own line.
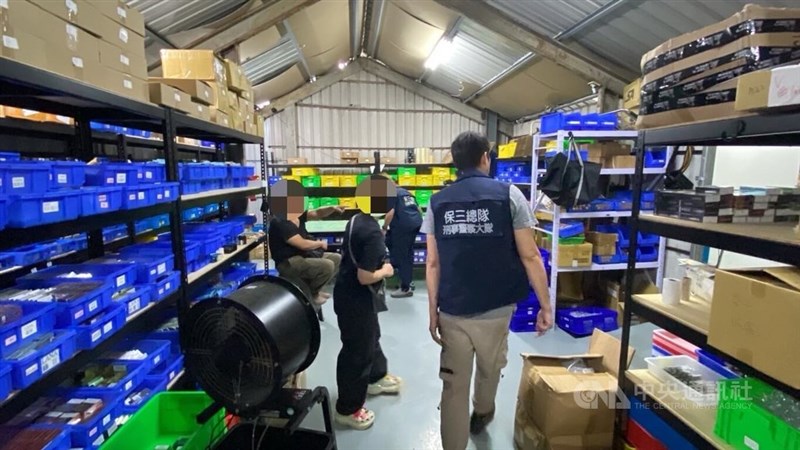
left=571, top=379, right=755, bottom=410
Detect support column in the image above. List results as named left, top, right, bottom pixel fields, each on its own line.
left=484, top=109, right=498, bottom=145
left=285, top=104, right=299, bottom=158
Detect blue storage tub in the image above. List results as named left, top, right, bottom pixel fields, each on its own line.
left=556, top=306, right=618, bottom=336
left=0, top=151, right=20, bottom=161
left=7, top=330, right=77, bottom=389
left=154, top=182, right=179, bottom=204
left=120, top=376, right=168, bottom=415
left=6, top=190, right=82, bottom=227
left=509, top=315, right=537, bottom=333
left=49, top=161, right=86, bottom=190
left=0, top=242, right=59, bottom=267
left=149, top=271, right=181, bottom=302
left=121, top=241, right=201, bottom=265
left=144, top=354, right=184, bottom=386
left=645, top=147, right=669, bottom=168
left=203, top=202, right=220, bottom=215
left=185, top=233, right=224, bottom=258
left=0, top=254, right=13, bottom=271
left=595, top=223, right=627, bottom=247
left=563, top=112, right=583, bottom=130
left=638, top=245, right=658, bottom=262
left=92, top=253, right=174, bottom=284
left=106, top=339, right=170, bottom=374
left=182, top=207, right=204, bottom=221
left=268, top=176, right=282, bottom=186
left=103, top=224, right=128, bottom=243
left=121, top=184, right=159, bottom=210
left=112, top=285, right=152, bottom=319
left=42, top=282, right=112, bottom=327
left=202, top=179, right=223, bottom=191
left=581, top=113, right=599, bottom=130
left=17, top=263, right=138, bottom=291
left=0, top=364, right=10, bottom=401
left=80, top=186, right=124, bottom=216
left=542, top=220, right=584, bottom=238
left=74, top=303, right=127, bottom=350
left=69, top=360, right=147, bottom=400
left=56, top=391, right=121, bottom=449
left=593, top=252, right=624, bottom=265
left=696, top=349, right=738, bottom=379
left=133, top=217, right=154, bottom=234
left=639, top=231, right=660, bottom=247
left=540, top=113, right=564, bottom=134
left=628, top=396, right=698, bottom=450
left=84, top=163, right=140, bottom=187
left=597, top=112, right=618, bottom=130
left=0, top=196, right=7, bottom=231
left=180, top=180, right=203, bottom=195
left=0, top=302, right=56, bottom=359
left=147, top=325, right=180, bottom=356
left=42, top=428, right=71, bottom=450
left=139, top=162, right=165, bottom=183
left=652, top=344, right=671, bottom=357
left=0, top=161, right=51, bottom=195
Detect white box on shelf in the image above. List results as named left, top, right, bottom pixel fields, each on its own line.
left=644, top=355, right=722, bottom=407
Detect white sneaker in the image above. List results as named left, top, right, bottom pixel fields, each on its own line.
left=367, top=374, right=403, bottom=395
left=335, top=407, right=375, bottom=430
left=390, top=289, right=413, bottom=298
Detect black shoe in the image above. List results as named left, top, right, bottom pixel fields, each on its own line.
left=469, top=410, right=495, bottom=435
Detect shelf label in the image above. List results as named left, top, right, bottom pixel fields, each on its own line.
left=2, top=35, right=18, bottom=50
left=165, top=282, right=172, bottom=291
left=103, top=321, right=113, bottom=333
left=145, top=171, right=153, bottom=179
left=41, top=348, right=60, bottom=373
left=157, top=262, right=167, bottom=274
left=42, top=201, right=60, bottom=214
left=12, top=176, right=24, bottom=188
left=25, top=364, right=37, bottom=376
left=89, top=427, right=98, bottom=438
left=125, top=380, right=133, bottom=391
left=744, top=436, right=759, bottom=449
left=4, top=335, right=16, bottom=347
left=116, top=274, right=126, bottom=287
left=128, top=297, right=140, bottom=315
left=173, top=92, right=181, bottom=103
left=169, top=370, right=176, bottom=380
left=57, top=173, right=67, bottom=184
left=91, top=329, right=102, bottom=342
left=165, top=189, right=171, bottom=198
left=65, top=0, right=77, bottom=14
left=103, top=412, right=112, bottom=425
left=123, top=79, right=133, bottom=90
left=119, top=28, right=128, bottom=43
left=158, top=286, right=165, bottom=296
left=74, top=309, right=84, bottom=320
left=137, top=191, right=145, bottom=200
left=117, top=173, right=127, bottom=184
left=156, top=193, right=163, bottom=200
left=72, top=57, right=84, bottom=69
left=66, top=24, right=78, bottom=41
left=128, top=193, right=135, bottom=201
left=120, top=54, right=130, bottom=67
left=88, top=300, right=98, bottom=312
left=98, top=194, right=107, bottom=202
left=21, top=320, right=37, bottom=339
left=100, top=201, right=109, bottom=209
left=153, top=354, right=161, bottom=365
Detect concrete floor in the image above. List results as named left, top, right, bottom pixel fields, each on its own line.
left=298, top=287, right=656, bottom=450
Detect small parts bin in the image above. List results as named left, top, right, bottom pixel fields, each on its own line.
left=0, top=162, right=50, bottom=195
left=85, top=163, right=140, bottom=187
left=645, top=355, right=722, bottom=407
left=80, top=186, right=124, bottom=216
left=6, top=330, right=77, bottom=389
left=6, top=191, right=82, bottom=227
left=556, top=306, right=618, bottom=336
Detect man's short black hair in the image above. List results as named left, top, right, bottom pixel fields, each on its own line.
left=450, top=131, right=489, bottom=170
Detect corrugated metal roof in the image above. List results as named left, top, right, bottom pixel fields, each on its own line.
left=127, top=0, right=249, bottom=35
left=242, top=38, right=301, bottom=85
left=487, top=0, right=611, bottom=37
left=425, top=18, right=530, bottom=98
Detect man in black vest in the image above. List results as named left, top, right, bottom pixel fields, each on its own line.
left=423, top=131, right=552, bottom=450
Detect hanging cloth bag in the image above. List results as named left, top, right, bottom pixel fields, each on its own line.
left=539, top=132, right=602, bottom=207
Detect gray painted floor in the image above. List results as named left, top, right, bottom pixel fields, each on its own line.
left=297, top=287, right=656, bottom=450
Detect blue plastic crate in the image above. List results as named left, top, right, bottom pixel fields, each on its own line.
left=593, top=252, right=624, bottom=265
left=628, top=396, right=698, bottom=450
left=41, top=428, right=71, bottom=450
left=202, top=179, right=223, bottom=191
left=0, top=364, right=10, bottom=402
left=92, top=253, right=174, bottom=284
left=581, top=113, right=599, bottom=130
left=179, top=163, right=211, bottom=181
left=146, top=324, right=180, bottom=356
left=103, top=224, right=128, bottom=244
left=0, top=242, right=58, bottom=267
left=84, top=163, right=140, bottom=187
left=43, top=282, right=112, bottom=327
left=0, top=195, right=7, bottom=231
left=74, top=303, right=127, bottom=350
left=120, top=376, right=169, bottom=415
left=556, top=306, right=618, bottom=336
left=149, top=271, right=181, bottom=302
left=203, top=202, right=220, bottom=215
left=7, top=330, right=77, bottom=389
left=133, top=217, right=154, bottom=234
left=0, top=162, right=51, bottom=195
left=0, top=151, right=20, bottom=161
left=53, top=234, right=85, bottom=255
left=509, top=316, right=536, bottom=333
left=152, top=214, right=170, bottom=229
left=106, top=339, right=170, bottom=374
left=182, top=207, right=204, bottom=221
left=121, top=240, right=201, bottom=265
left=0, top=254, right=13, bottom=271
left=145, top=354, right=184, bottom=386
left=564, top=112, right=583, bottom=130
left=595, top=223, right=627, bottom=247
left=180, top=180, right=203, bottom=195
left=6, top=190, right=82, bottom=227
left=121, top=185, right=159, bottom=210
left=154, top=182, right=179, bottom=204
left=139, top=162, right=165, bottom=184
left=56, top=391, right=121, bottom=449
left=638, top=245, right=659, bottom=262
left=540, top=113, right=564, bottom=134
left=185, top=233, right=224, bottom=258
left=639, top=231, right=660, bottom=247
left=188, top=256, right=211, bottom=274
left=112, top=285, right=152, bottom=319
left=268, top=176, right=282, bottom=186
left=69, top=360, right=147, bottom=400
left=652, top=344, right=671, bottom=357
left=80, top=186, right=124, bottom=216
left=209, top=163, right=227, bottom=180
left=0, top=302, right=56, bottom=358
left=542, top=220, right=584, bottom=238
left=18, top=263, right=138, bottom=291
left=695, top=349, right=738, bottom=379
left=597, top=112, right=618, bottom=130
left=49, top=160, right=86, bottom=190
left=645, top=147, right=669, bottom=168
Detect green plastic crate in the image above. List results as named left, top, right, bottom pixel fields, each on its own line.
left=715, top=378, right=800, bottom=450
left=356, top=174, right=370, bottom=185
left=319, top=197, right=339, bottom=207
left=397, top=167, right=417, bottom=176
left=101, top=392, right=224, bottom=450
left=301, top=175, right=321, bottom=187
left=415, top=189, right=434, bottom=207
left=307, top=198, right=321, bottom=210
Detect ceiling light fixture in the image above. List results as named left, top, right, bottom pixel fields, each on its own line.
left=257, top=100, right=271, bottom=109
left=424, top=38, right=454, bottom=71
left=338, top=61, right=348, bottom=70
left=310, top=76, right=317, bottom=83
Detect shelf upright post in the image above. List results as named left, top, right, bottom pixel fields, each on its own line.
left=116, top=133, right=128, bottom=160
left=74, top=114, right=105, bottom=257
left=547, top=130, right=565, bottom=305
left=215, top=142, right=224, bottom=163
left=530, top=134, right=539, bottom=211
left=260, top=141, right=269, bottom=268
left=163, top=108, right=189, bottom=330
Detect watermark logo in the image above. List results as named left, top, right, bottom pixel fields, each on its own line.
left=573, top=381, right=631, bottom=410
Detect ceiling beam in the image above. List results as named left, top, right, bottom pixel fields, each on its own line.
left=432, top=0, right=628, bottom=94
left=262, top=61, right=362, bottom=117
left=418, top=17, right=462, bottom=83
left=277, top=21, right=312, bottom=80
left=359, top=58, right=483, bottom=123
left=364, top=0, right=386, bottom=56
left=349, top=0, right=364, bottom=57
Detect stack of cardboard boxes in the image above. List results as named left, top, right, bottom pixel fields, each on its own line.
left=636, top=4, right=800, bottom=129
left=583, top=142, right=635, bottom=169
left=656, top=186, right=800, bottom=223
left=0, top=0, right=149, bottom=101
left=155, top=50, right=263, bottom=136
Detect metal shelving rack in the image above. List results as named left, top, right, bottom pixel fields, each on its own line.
left=530, top=130, right=669, bottom=310
left=615, top=112, right=800, bottom=449
left=0, top=58, right=265, bottom=423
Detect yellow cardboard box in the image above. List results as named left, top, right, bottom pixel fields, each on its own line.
left=160, top=49, right=226, bottom=84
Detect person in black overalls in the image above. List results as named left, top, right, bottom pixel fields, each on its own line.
left=421, top=131, right=553, bottom=450
left=383, top=186, right=423, bottom=298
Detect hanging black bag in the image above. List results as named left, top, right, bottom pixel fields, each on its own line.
left=539, top=132, right=602, bottom=207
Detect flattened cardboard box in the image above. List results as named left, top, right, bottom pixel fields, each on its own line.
left=28, top=0, right=105, bottom=39
left=35, top=14, right=103, bottom=83
left=150, top=78, right=215, bottom=106
left=516, top=330, right=633, bottom=450
left=98, top=39, right=147, bottom=80
left=93, top=67, right=148, bottom=102
left=85, top=0, right=145, bottom=37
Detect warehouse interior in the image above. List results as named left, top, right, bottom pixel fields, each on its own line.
left=0, top=0, right=799, bottom=449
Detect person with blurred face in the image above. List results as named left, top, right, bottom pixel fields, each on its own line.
left=383, top=186, right=423, bottom=298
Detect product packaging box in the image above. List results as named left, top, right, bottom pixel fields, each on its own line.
left=585, top=142, right=632, bottom=167
left=244, top=121, right=258, bottom=136
left=586, top=232, right=617, bottom=256
left=160, top=49, right=226, bottom=84
left=148, top=83, right=192, bottom=113
left=287, top=157, right=308, bottom=165
left=255, top=115, right=265, bottom=137
left=224, top=58, right=248, bottom=93
left=190, top=102, right=211, bottom=122
left=214, top=110, right=230, bottom=128
left=94, top=14, right=146, bottom=57
left=556, top=243, right=593, bottom=267
left=209, top=82, right=231, bottom=111
left=516, top=330, right=633, bottom=450
left=94, top=67, right=148, bottom=102
left=98, top=40, right=147, bottom=80
left=623, top=78, right=641, bottom=110
left=28, top=0, right=105, bottom=38
left=150, top=78, right=215, bottom=106
left=735, top=64, right=800, bottom=111
left=709, top=267, right=800, bottom=389
left=85, top=0, right=145, bottom=37
left=514, top=404, right=549, bottom=450
left=0, top=1, right=49, bottom=69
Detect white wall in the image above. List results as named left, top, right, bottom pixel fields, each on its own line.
left=264, top=71, right=482, bottom=164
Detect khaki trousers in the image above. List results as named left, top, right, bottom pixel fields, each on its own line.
left=277, top=252, right=341, bottom=296
left=439, top=308, right=514, bottom=450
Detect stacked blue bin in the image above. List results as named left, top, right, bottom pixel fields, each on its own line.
left=495, top=161, right=532, bottom=184
left=540, top=112, right=619, bottom=134
left=179, top=162, right=255, bottom=195
left=593, top=223, right=659, bottom=264
left=556, top=306, right=618, bottom=336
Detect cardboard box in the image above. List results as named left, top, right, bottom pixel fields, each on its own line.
left=636, top=102, right=749, bottom=129
left=341, top=151, right=360, bottom=160
left=586, top=142, right=631, bottom=167
left=36, top=16, right=102, bottom=83
left=85, top=0, right=145, bottom=37
left=586, top=232, right=617, bottom=256
left=556, top=243, right=593, bottom=267
left=255, top=115, right=265, bottom=137
left=93, top=15, right=146, bottom=58
left=514, top=404, right=549, bottom=450
left=736, top=64, right=800, bottom=111
left=224, top=58, right=248, bottom=93
left=189, top=102, right=211, bottom=122
left=148, top=78, right=215, bottom=106
left=227, top=89, right=240, bottom=113
left=93, top=67, right=147, bottom=102
left=245, top=121, right=258, bottom=136
left=611, top=155, right=636, bottom=169
left=359, top=157, right=376, bottom=164
left=709, top=268, right=800, bottom=389
left=214, top=110, right=230, bottom=128
left=230, top=110, right=244, bottom=132
left=98, top=40, right=147, bottom=80
left=0, top=2, right=50, bottom=70
left=516, top=330, right=633, bottom=450
left=287, top=157, right=308, bottom=165
left=2, top=107, right=47, bottom=121
left=148, top=83, right=189, bottom=111
left=28, top=0, right=106, bottom=38
left=160, top=49, right=226, bottom=84
left=623, top=78, right=641, bottom=110
left=209, top=82, right=230, bottom=111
